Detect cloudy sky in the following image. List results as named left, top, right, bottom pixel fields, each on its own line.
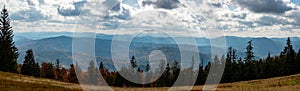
left=1, top=0, right=300, bottom=38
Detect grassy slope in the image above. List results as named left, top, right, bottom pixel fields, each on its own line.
left=1, top=71, right=300, bottom=91
left=193, top=74, right=300, bottom=91
left=0, top=71, right=82, bottom=91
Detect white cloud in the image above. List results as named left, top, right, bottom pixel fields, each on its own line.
left=0, top=0, right=300, bottom=38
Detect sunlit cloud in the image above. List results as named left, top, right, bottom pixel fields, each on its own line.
left=0, top=0, right=299, bottom=38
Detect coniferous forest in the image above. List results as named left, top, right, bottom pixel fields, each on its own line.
left=1, top=5, right=300, bottom=88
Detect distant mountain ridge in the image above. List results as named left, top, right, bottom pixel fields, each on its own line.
left=14, top=32, right=300, bottom=70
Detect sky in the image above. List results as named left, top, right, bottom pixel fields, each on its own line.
left=0, top=0, right=300, bottom=38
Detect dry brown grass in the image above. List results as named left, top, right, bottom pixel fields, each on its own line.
left=192, top=74, right=300, bottom=91
left=0, top=71, right=82, bottom=91
left=1, top=71, right=300, bottom=91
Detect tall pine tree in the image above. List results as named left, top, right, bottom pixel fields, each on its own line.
left=281, top=37, right=296, bottom=74
left=21, top=49, right=40, bottom=77
left=245, top=40, right=255, bottom=63
left=222, top=47, right=237, bottom=82
left=244, top=40, right=255, bottom=80
left=130, top=56, right=137, bottom=69
left=55, top=59, right=62, bottom=81
left=196, top=59, right=205, bottom=85
left=86, top=60, right=99, bottom=85
left=145, top=64, right=150, bottom=72
left=0, top=6, right=18, bottom=73
left=99, top=61, right=104, bottom=71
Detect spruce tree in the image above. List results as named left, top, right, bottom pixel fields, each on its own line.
left=21, top=49, right=39, bottom=76
left=226, top=47, right=237, bottom=63
left=196, top=59, right=205, bottom=85
left=223, top=47, right=237, bottom=82
left=145, top=64, right=150, bottom=72
left=130, top=56, right=137, bottom=69
left=297, top=49, right=300, bottom=58
left=0, top=6, right=18, bottom=73
left=297, top=49, right=300, bottom=73
left=281, top=37, right=296, bottom=74
left=164, top=63, right=171, bottom=86
left=75, top=62, right=82, bottom=81
left=266, top=52, right=271, bottom=61
left=33, top=62, right=40, bottom=77
left=55, top=59, right=62, bottom=81
left=244, top=40, right=255, bottom=63
left=171, top=61, right=180, bottom=84
left=99, top=61, right=104, bottom=70
left=99, top=61, right=109, bottom=85
left=87, top=60, right=99, bottom=85
left=281, top=37, right=295, bottom=56
left=244, top=40, right=256, bottom=80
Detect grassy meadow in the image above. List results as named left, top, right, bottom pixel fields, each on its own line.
left=1, top=71, right=300, bottom=91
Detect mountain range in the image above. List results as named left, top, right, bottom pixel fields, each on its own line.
left=14, top=32, right=300, bottom=70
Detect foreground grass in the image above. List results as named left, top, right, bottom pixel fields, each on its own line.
left=0, top=71, right=82, bottom=91
left=1, top=71, right=300, bottom=91
left=192, top=74, right=300, bottom=91
left=113, top=74, right=300, bottom=91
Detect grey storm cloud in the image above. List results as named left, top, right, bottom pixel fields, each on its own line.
left=236, top=0, right=293, bottom=13
left=142, top=0, right=180, bottom=10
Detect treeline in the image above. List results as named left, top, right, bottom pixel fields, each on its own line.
left=221, top=38, right=300, bottom=83
left=68, top=37, right=299, bottom=87
left=18, top=49, right=80, bottom=83
left=92, top=37, right=300, bottom=87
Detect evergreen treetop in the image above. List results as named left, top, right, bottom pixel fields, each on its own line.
left=244, top=40, right=255, bottom=63
left=0, top=6, right=18, bottom=73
